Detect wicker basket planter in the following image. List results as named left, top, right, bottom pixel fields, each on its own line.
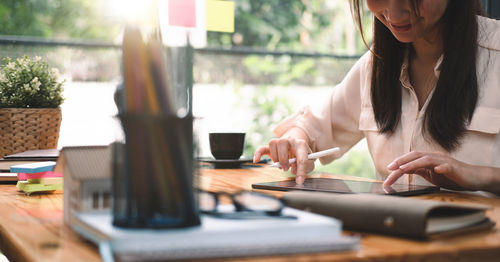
left=0, top=108, right=62, bottom=158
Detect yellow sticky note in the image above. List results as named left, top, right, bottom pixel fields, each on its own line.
left=27, top=177, right=63, bottom=185
left=206, top=0, right=234, bottom=33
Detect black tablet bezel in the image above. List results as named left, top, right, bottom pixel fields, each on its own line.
left=252, top=178, right=440, bottom=196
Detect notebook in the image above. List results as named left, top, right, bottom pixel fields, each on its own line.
left=3, top=149, right=59, bottom=161
left=0, top=173, right=17, bottom=182
left=72, top=207, right=359, bottom=261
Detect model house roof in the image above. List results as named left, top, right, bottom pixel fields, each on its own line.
left=58, top=145, right=111, bottom=180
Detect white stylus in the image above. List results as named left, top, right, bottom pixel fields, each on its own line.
left=269, top=147, right=340, bottom=168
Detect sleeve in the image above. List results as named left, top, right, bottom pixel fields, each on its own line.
left=273, top=52, right=372, bottom=165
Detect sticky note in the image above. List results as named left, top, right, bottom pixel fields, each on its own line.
left=169, top=0, right=197, bottom=27
left=17, top=171, right=62, bottom=181
left=206, top=0, right=234, bottom=32
left=27, top=177, right=63, bottom=185
left=10, top=161, right=56, bottom=173
left=16, top=180, right=63, bottom=195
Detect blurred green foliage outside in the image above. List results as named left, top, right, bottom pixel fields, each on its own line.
left=0, top=0, right=119, bottom=40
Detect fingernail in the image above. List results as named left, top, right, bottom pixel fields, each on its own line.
left=387, top=161, right=398, bottom=170
left=296, top=176, right=304, bottom=185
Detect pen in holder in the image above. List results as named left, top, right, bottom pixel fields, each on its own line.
left=112, top=113, right=200, bottom=228
left=114, top=25, right=199, bottom=228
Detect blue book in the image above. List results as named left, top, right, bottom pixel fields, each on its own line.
left=71, top=207, right=359, bottom=262
left=10, top=161, right=56, bottom=173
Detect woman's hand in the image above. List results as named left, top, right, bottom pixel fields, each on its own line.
left=383, top=151, right=493, bottom=192
left=253, top=135, right=315, bottom=185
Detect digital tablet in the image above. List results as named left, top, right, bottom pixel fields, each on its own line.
left=252, top=178, right=440, bottom=196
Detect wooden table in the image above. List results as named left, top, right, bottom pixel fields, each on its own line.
left=1, top=164, right=500, bottom=262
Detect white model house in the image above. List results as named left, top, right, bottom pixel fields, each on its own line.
left=55, top=145, right=112, bottom=226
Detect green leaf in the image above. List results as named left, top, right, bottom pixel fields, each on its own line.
left=0, top=56, right=64, bottom=108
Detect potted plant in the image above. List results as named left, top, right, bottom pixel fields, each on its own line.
left=0, top=56, right=65, bottom=158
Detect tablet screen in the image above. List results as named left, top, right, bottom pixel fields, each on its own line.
left=252, top=178, right=439, bottom=196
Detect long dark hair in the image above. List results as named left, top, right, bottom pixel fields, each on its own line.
left=351, top=0, right=482, bottom=151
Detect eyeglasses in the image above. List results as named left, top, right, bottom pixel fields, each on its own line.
left=198, top=190, right=296, bottom=219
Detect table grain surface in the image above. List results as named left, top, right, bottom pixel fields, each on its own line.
left=1, top=163, right=499, bottom=262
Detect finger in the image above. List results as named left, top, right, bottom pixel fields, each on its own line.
left=383, top=168, right=406, bottom=186
left=433, top=163, right=475, bottom=190
left=293, top=141, right=310, bottom=185
left=434, top=163, right=452, bottom=174
left=295, top=175, right=305, bottom=185
left=413, top=168, right=434, bottom=182
left=277, top=139, right=291, bottom=171
left=432, top=163, right=461, bottom=184
left=253, top=146, right=270, bottom=163
left=398, top=155, right=440, bottom=173
left=268, top=139, right=279, bottom=163
left=387, top=151, right=425, bottom=171
left=301, top=159, right=315, bottom=181
left=306, top=160, right=315, bottom=173
left=291, top=160, right=314, bottom=181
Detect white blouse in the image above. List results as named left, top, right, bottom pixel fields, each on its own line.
left=274, top=16, right=500, bottom=186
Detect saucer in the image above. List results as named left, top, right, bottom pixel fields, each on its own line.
left=197, top=157, right=254, bottom=169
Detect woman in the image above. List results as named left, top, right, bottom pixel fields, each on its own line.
left=253, top=0, right=500, bottom=195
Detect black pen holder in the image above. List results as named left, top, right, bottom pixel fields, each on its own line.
left=112, top=113, right=200, bottom=228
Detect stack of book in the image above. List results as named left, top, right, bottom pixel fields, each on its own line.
left=0, top=149, right=60, bottom=182
left=72, top=207, right=359, bottom=261
left=12, top=162, right=62, bottom=195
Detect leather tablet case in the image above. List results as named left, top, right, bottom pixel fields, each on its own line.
left=281, top=191, right=495, bottom=239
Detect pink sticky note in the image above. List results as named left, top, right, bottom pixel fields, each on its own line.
left=169, top=0, right=196, bottom=28
left=17, top=171, right=63, bottom=181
